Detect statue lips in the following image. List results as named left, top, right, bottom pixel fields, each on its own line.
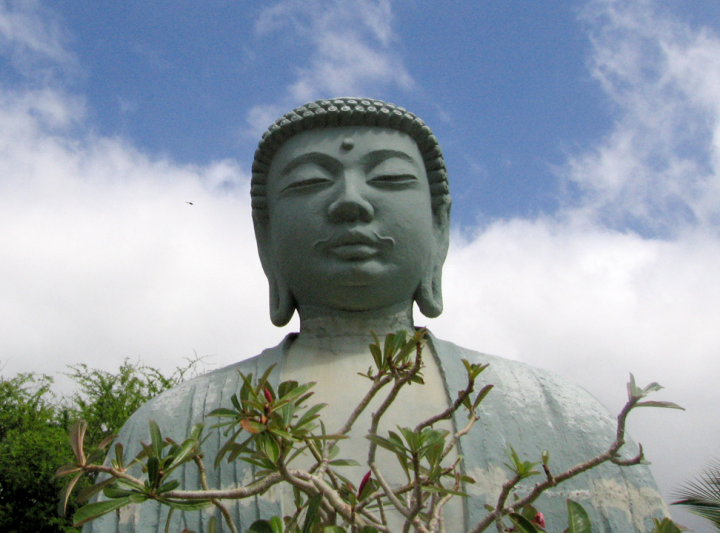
left=314, top=230, right=395, bottom=262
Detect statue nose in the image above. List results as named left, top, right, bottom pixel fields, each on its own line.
left=327, top=176, right=375, bottom=223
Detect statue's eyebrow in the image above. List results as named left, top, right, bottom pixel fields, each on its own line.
left=279, top=152, right=340, bottom=177
left=361, top=150, right=421, bottom=172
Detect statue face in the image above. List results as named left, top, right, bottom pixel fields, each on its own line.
left=261, top=126, right=440, bottom=313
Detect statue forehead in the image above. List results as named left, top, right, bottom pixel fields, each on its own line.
left=267, top=126, right=425, bottom=176
left=250, top=97, right=451, bottom=222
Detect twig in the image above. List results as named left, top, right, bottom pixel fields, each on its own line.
left=468, top=396, right=642, bottom=533
left=194, top=455, right=237, bottom=533
left=414, top=377, right=474, bottom=433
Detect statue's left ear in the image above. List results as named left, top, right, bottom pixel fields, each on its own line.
left=254, top=219, right=297, bottom=327
left=415, top=201, right=451, bottom=318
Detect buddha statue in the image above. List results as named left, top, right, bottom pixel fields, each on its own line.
left=85, top=98, right=668, bottom=533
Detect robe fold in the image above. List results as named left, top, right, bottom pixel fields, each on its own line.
left=84, top=332, right=668, bottom=533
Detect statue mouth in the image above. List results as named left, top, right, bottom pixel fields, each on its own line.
left=314, top=230, right=395, bottom=260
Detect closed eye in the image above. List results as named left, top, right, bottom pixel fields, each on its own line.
left=368, top=174, right=418, bottom=188
left=282, top=176, right=332, bottom=193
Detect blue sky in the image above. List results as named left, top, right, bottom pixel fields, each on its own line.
left=7, top=0, right=681, bottom=224
left=2, top=1, right=720, bottom=530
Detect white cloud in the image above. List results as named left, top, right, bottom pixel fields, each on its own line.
left=0, top=0, right=77, bottom=80
left=426, top=220, right=720, bottom=530
left=246, top=0, right=414, bottom=135
left=0, top=85, right=295, bottom=393
left=565, top=0, right=720, bottom=235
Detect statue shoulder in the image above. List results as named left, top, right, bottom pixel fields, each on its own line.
left=428, top=335, right=668, bottom=531
left=116, top=338, right=289, bottom=448
left=428, top=335, right=612, bottom=420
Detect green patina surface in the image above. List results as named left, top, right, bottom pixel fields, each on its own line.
left=85, top=97, right=668, bottom=532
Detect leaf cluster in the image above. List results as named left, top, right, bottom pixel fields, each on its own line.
left=55, top=339, right=690, bottom=533
left=207, top=363, right=326, bottom=472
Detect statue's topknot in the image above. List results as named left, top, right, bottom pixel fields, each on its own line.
left=251, top=97, right=450, bottom=222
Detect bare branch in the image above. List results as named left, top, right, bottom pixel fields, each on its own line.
left=194, top=455, right=238, bottom=533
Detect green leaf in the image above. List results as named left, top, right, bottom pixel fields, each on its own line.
left=129, top=492, right=149, bottom=503
left=247, top=520, right=275, bottom=533
left=635, top=401, right=685, bottom=410
left=206, top=407, right=240, bottom=417
left=328, top=459, right=361, bottom=467
left=627, top=373, right=642, bottom=399
left=262, top=434, right=280, bottom=464
left=241, top=419, right=267, bottom=434
left=272, top=382, right=316, bottom=411
left=269, top=427, right=295, bottom=442
left=366, top=434, right=408, bottom=456
left=69, top=420, right=88, bottom=465
left=520, top=504, right=539, bottom=523
left=370, top=343, right=383, bottom=370
left=383, top=332, right=396, bottom=361
left=270, top=516, right=284, bottom=533
left=113, top=442, right=125, bottom=469
left=231, top=393, right=243, bottom=412
left=395, top=338, right=417, bottom=365
left=302, top=493, right=323, bottom=533
left=149, top=420, right=163, bottom=457
left=566, top=499, right=593, bottom=533
left=147, top=455, right=161, bottom=488
left=87, top=448, right=108, bottom=465
left=215, top=427, right=244, bottom=468
left=76, top=477, right=116, bottom=505
left=165, top=437, right=199, bottom=472
left=651, top=518, right=687, bottom=533
left=227, top=435, right=256, bottom=463
left=208, top=516, right=218, bottom=533
left=359, top=527, right=380, bottom=533
left=278, top=380, right=299, bottom=399
left=57, top=471, right=83, bottom=516
left=103, top=485, right=135, bottom=499
left=256, top=363, right=278, bottom=392
left=642, top=381, right=664, bottom=394
left=472, top=384, right=494, bottom=410
left=295, top=403, right=327, bottom=429
left=156, top=479, right=181, bottom=494
left=73, top=497, right=132, bottom=526
left=156, top=498, right=212, bottom=511
left=54, top=464, right=82, bottom=478
left=93, top=434, right=116, bottom=451
left=509, top=513, right=540, bottom=533
left=189, top=423, right=205, bottom=441
left=323, top=527, right=346, bottom=533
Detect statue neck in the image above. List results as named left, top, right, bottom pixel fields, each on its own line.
left=293, top=302, right=415, bottom=355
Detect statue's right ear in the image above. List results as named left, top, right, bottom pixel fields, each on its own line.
left=254, top=220, right=296, bottom=327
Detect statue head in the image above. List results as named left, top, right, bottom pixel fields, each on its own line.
left=251, top=97, right=451, bottom=326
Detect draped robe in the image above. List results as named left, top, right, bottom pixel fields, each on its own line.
left=85, top=332, right=668, bottom=533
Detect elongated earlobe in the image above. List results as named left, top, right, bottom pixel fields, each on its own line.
left=416, top=201, right=451, bottom=318
left=415, top=265, right=444, bottom=318
left=255, top=223, right=296, bottom=327
left=268, top=267, right=296, bottom=327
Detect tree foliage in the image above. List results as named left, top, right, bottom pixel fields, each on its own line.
left=0, top=358, right=202, bottom=533
left=0, top=372, right=75, bottom=533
